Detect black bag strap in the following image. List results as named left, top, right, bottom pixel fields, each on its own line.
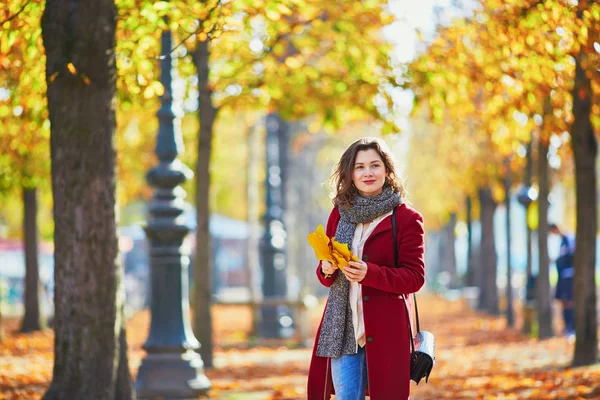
left=392, top=206, right=420, bottom=353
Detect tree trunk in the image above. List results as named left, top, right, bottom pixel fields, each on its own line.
left=21, top=187, right=45, bottom=332
left=41, top=1, right=132, bottom=399
left=465, top=196, right=474, bottom=287
left=522, top=138, right=534, bottom=335
left=193, top=39, right=217, bottom=369
left=504, top=177, right=515, bottom=327
left=441, top=213, right=457, bottom=288
left=477, top=187, right=499, bottom=314
left=571, top=44, right=598, bottom=366
left=537, top=134, right=553, bottom=339
left=246, top=122, right=262, bottom=338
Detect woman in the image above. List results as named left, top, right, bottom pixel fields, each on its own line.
left=307, top=137, right=425, bottom=400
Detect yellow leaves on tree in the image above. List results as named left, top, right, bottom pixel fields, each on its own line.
left=408, top=0, right=600, bottom=224
left=211, top=0, right=402, bottom=134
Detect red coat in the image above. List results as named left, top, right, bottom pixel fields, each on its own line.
left=307, top=203, right=425, bottom=400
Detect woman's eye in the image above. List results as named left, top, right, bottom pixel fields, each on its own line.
left=355, top=166, right=363, bottom=170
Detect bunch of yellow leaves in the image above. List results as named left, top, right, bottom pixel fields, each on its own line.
left=307, top=224, right=359, bottom=276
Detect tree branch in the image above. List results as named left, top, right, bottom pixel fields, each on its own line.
left=220, top=16, right=321, bottom=82
left=167, top=1, right=222, bottom=57
left=0, top=0, right=32, bottom=26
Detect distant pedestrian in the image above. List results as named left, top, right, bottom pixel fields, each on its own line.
left=307, top=137, right=426, bottom=400
left=549, top=223, right=575, bottom=337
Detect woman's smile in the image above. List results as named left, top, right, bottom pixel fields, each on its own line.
left=353, top=148, right=387, bottom=197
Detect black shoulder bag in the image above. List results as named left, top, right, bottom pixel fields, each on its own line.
left=392, top=206, right=435, bottom=384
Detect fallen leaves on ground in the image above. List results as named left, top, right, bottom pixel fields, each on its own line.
left=1, top=296, right=600, bottom=399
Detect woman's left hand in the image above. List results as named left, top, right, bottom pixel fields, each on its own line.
left=345, top=260, right=368, bottom=282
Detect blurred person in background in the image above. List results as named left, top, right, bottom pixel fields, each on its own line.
left=307, top=137, right=426, bottom=400
left=549, top=223, right=576, bottom=337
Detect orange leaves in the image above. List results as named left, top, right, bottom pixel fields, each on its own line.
left=3, top=298, right=600, bottom=399
left=307, top=224, right=358, bottom=273
left=66, top=62, right=77, bottom=75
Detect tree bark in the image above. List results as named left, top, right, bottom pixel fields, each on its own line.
left=522, top=138, right=535, bottom=335
left=465, top=196, right=475, bottom=287
left=537, top=133, right=553, bottom=339
left=21, top=187, right=45, bottom=332
left=504, top=177, right=515, bottom=327
left=246, top=122, right=262, bottom=338
left=193, top=39, right=217, bottom=369
left=571, top=44, right=598, bottom=366
left=477, top=187, right=499, bottom=314
left=41, top=1, right=132, bottom=399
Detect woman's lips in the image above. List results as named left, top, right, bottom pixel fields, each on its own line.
left=363, top=180, right=376, bottom=185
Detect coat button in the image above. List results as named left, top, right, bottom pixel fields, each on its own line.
left=367, top=336, right=373, bottom=343
left=363, top=254, right=369, bottom=261
left=363, top=295, right=369, bottom=302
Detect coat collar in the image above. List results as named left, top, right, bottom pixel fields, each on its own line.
left=364, top=204, right=403, bottom=245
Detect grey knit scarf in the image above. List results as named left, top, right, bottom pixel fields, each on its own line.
left=316, top=186, right=402, bottom=358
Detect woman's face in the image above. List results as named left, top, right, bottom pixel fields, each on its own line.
left=352, top=148, right=387, bottom=197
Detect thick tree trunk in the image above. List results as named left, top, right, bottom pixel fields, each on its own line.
left=537, top=135, right=553, bottom=339
left=504, top=178, right=515, bottom=327
left=477, top=187, right=499, bottom=314
left=465, top=196, right=475, bottom=287
left=522, top=138, right=534, bottom=335
left=21, top=187, right=45, bottom=332
left=41, top=1, right=132, bottom=399
left=193, top=39, right=217, bottom=369
left=571, top=47, right=598, bottom=366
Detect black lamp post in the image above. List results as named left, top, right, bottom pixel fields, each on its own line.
left=135, top=18, right=211, bottom=399
left=260, top=113, right=294, bottom=338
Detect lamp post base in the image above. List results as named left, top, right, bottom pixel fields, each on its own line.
left=135, top=350, right=211, bottom=399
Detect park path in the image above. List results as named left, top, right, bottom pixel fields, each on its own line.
left=2, top=296, right=599, bottom=399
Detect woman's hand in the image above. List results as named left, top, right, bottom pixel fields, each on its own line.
left=321, top=260, right=338, bottom=276
left=345, top=260, right=368, bottom=282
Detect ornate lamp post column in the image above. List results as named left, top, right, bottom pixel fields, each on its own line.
left=260, top=113, right=293, bottom=338
left=135, top=18, right=211, bottom=399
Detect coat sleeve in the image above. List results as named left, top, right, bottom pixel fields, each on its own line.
left=360, top=210, right=425, bottom=294
left=315, top=207, right=339, bottom=288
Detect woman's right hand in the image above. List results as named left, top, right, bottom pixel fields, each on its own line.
left=321, top=260, right=338, bottom=276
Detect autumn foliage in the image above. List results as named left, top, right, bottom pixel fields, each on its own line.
left=307, top=224, right=359, bottom=273
left=408, top=0, right=600, bottom=224
left=2, top=297, right=600, bottom=399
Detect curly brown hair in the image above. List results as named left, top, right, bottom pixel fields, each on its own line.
left=330, top=137, right=406, bottom=210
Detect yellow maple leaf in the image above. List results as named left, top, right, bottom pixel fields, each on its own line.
left=307, top=224, right=331, bottom=262
left=307, top=225, right=359, bottom=275
left=331, top=240, right=359, bottom=263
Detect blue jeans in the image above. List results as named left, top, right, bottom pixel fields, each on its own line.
left=331, top=346, right=368, bottom=400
